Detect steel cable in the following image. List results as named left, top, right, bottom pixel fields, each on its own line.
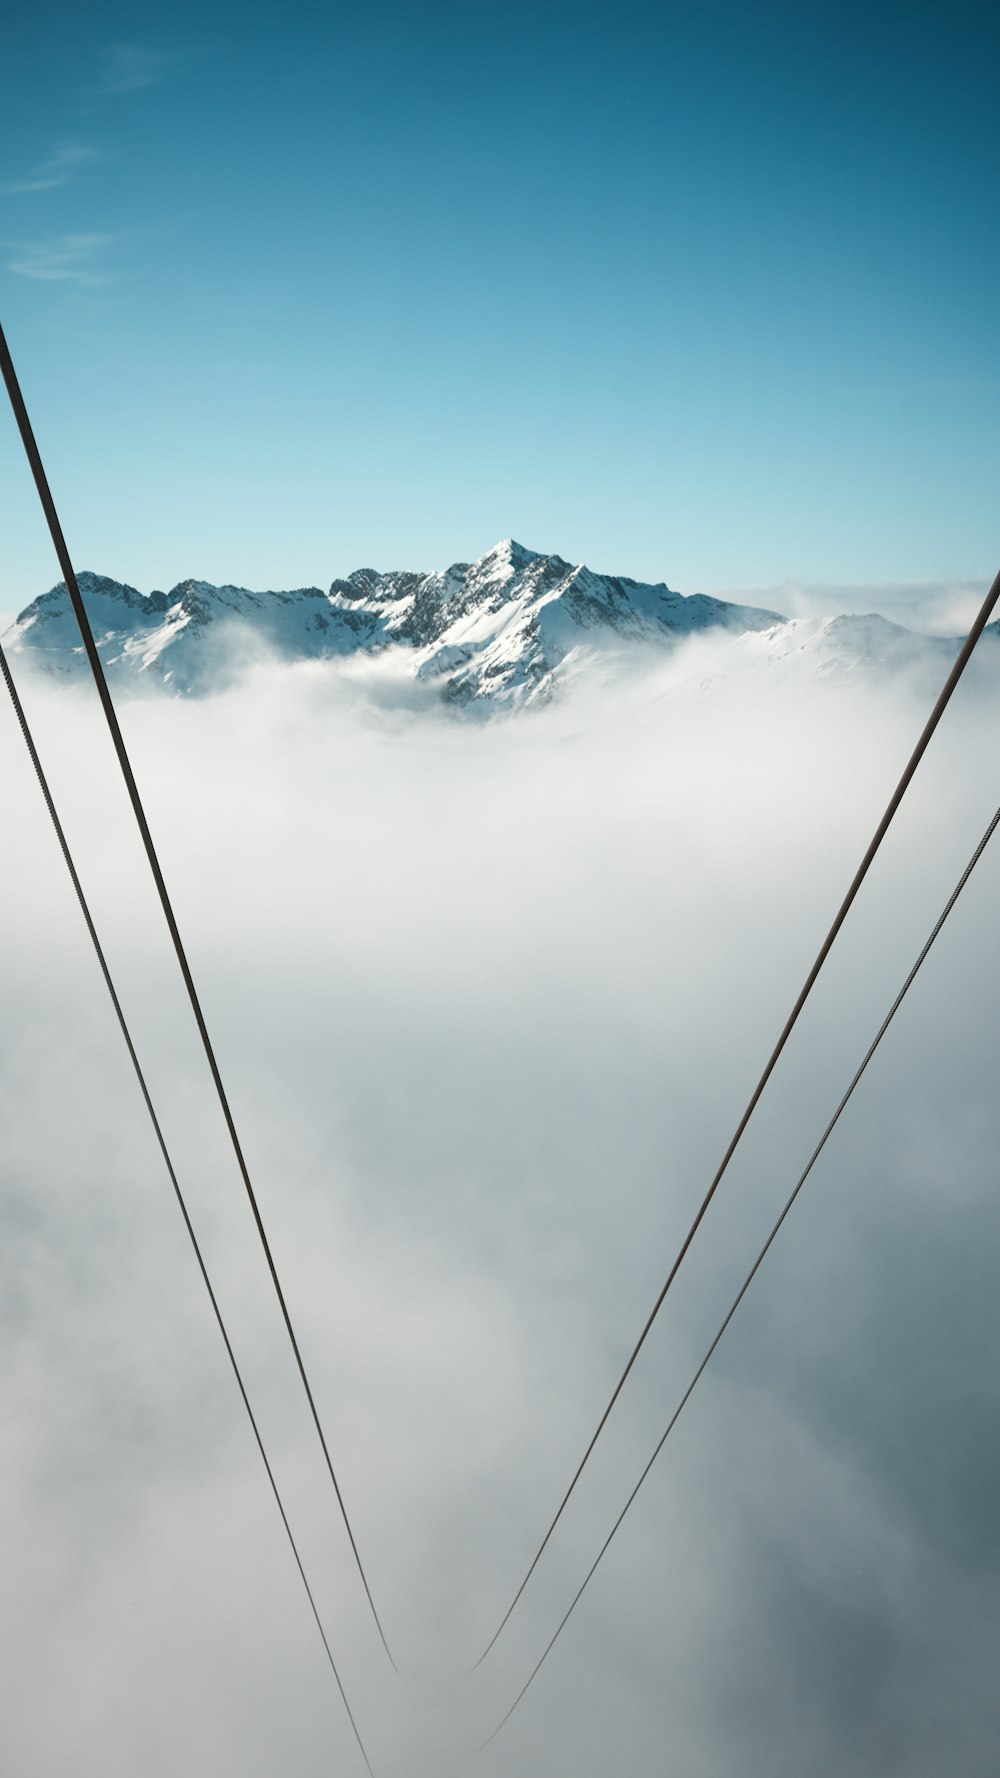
left=474, top=563, right=1000, bottom=1665
left=482, top=796, right=1000, bottom=1744
left=0, top=641, right=377, bottom=1775
left=0, top=319, right=395, bottom=1668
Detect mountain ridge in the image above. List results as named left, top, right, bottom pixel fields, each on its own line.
left=4, top=539, right=995, bottom=710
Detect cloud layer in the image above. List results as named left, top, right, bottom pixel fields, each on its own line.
left=1, top=644, right=997, bottom=1776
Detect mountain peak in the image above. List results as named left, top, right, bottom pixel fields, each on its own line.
left=477, top=538, right=540, bottom=574
left=1, top=547, right=786, bottom=706
left=488, top=537, right=535, bottom=560
left=9, top=545, right=976, bottom=715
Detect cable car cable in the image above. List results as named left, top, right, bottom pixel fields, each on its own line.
left=0, top=641, right=377, bottom=1776
left=0, top=318, right=395, bottom=1670
left=475, top=563, right=1000, bottom=1666
left=481, top=794, right=1000, bottom=1744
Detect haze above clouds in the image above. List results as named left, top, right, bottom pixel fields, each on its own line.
left=695, top=575, right=998, bottom=639
left=1, top=639, right=997, bottom=1776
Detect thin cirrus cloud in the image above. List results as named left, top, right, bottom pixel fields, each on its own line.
left=99, top=43, right=171, bottom=93
left=0, top=144, right=97, bottom=198
left=6, top=232, right=113, bottom=286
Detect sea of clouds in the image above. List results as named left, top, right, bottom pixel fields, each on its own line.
left=1, top=634, right=997, bottom=1777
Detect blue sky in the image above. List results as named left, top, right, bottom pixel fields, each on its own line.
left=2, top=0, right=998, bottom=607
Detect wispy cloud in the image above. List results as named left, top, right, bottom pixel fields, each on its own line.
left=688, top=576, right=993, bottom=637
left=99, top=43, right=170, bottom=93
left=1, top=144, right=97, bottom=198
left=776, top=577, right=994, bottom=636
left=6, top=233, right=113, bottom=286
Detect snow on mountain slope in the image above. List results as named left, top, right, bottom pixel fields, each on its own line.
left=3, top=541, right=784, bottom=706
left=4, top=572, right=357, bottom=694
left=4, top=540, right=994, bottom=709
left=672, top=607, right=1000, bottom=701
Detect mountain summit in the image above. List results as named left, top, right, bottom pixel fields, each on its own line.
left=5, top=542, right=994, bottom=709
left=3, top=541, right=784, bottom=707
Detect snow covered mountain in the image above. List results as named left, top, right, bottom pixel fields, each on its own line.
left=4, top=539, right=995, bottom=709
left=3, top=541, right=782, bottom=706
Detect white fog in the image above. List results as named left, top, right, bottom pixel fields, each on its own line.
left=1, top=636, right=997, bottom=1776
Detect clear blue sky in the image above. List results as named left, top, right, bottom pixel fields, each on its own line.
left=2, top=0, right=997, bottom=606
